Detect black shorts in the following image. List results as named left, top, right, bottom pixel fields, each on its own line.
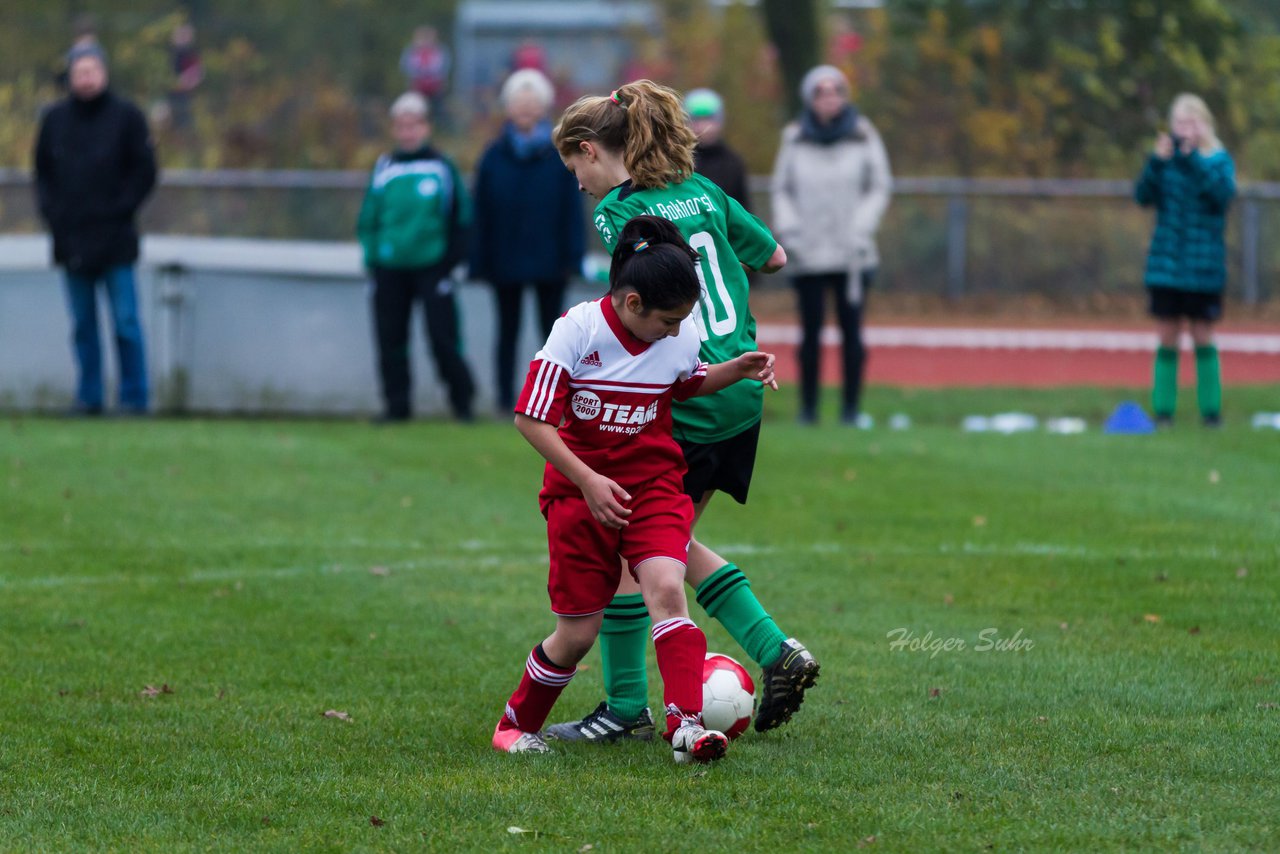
left=1147, top=287, right=1223, bottom=322
left=677, top=420, right=761, bottom=506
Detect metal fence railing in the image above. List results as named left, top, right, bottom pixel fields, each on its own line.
left=2, top=170, right=1276, bottom=304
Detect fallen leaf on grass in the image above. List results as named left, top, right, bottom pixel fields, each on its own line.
left=943, top=593, right=954, bottom=607
left=1188, top=626, right=1201, bottom=635
left=370, top=816, right=384, bottom=827
left=1059, top=622, right=1069, bottom=631
left=1236, top=567, right=1249, bottom=578
left=140, top=684, right=174, bottom=698
left=929, top=687, right=942, bottom=699
left=322, top=709, right=352, bottom=722
left=1143, top=614, right=1161, bottom=624
left=972, top=515, right=987, bottom=527
left=368, top=565, right=391, bottom=577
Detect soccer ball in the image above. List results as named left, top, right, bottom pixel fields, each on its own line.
left=701, top=652, right=756, bottom=739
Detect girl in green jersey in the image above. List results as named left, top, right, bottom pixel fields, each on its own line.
left=543, top=80, right=820, bottom=742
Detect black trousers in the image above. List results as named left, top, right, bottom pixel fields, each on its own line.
left=490, top=279, right=568, bottom=411
left=370, top=265, right=475, bottom=419
left=793, top=269, right=874, bottom=420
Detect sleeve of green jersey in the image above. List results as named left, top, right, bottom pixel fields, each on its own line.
left=592, top=202, right=623, bottom=255
left=722, top=192, right=777, bottom=271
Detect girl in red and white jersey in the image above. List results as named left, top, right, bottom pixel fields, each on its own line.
left=493, top=215, right=776, bottom=763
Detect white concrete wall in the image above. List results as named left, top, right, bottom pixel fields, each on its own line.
left=0, top=235, right=602, bottom=416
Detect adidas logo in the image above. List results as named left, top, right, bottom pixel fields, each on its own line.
left=580, top=350, right=603, bottom=367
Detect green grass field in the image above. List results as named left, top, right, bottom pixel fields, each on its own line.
left=2, top=387, right=1278, bottom=852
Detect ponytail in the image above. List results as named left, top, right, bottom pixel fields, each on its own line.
left=554, top=79, right=697, bottom=190
left=610, top=215, right=701, bottom=311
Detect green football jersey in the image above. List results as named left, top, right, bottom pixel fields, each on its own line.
left=594, top=173, right=778, bottom=444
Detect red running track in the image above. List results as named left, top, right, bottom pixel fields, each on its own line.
left=755, top=325, right=1280, bottom=388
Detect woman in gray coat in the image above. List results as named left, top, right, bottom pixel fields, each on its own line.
left=770, top=65, right=892, bottom=425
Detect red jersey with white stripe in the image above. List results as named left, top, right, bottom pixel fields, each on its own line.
left=516, top=296, right=708, bottom=501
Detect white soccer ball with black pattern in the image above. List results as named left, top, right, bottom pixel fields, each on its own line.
left=701, top=652, right=756, bottom=739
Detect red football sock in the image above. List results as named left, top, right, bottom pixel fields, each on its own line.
left=498, top=644, right=576, bottom=734
left=651, top=617, right=707, bottom=739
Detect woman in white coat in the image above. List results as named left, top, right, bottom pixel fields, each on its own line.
left=770, top=65, right=892, bottom=425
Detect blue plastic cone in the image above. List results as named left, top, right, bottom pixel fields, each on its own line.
left=1103, top=401, right=1156, bottom=435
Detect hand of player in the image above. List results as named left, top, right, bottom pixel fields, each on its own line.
left=737, top=351, right=778, bottom=390
left=1154, top=133, right=1174, bottom=160
left=582, top=474, right=632, bottom=529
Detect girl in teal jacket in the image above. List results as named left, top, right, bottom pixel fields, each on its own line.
left=1134, top=93, right=1236, bottom=427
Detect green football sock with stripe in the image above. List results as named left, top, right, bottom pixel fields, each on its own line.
left=1195, top=344, right=1221, bottom=419
left=695, top=564, right=788, bottom=668
left=599, top=593, right=650, bottom=722
left=1152, top=346, right=1179, bottom=419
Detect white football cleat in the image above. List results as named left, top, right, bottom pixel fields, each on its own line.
left=493, top=722, right=551, bottom=754
left=671, top=721, right=728, bottom=764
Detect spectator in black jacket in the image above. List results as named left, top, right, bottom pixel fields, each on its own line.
left=685, top=88, right=751, bottom=212
left=470, top=69, right=584, bottom=414
left=35, top=44, right=157, bottom=415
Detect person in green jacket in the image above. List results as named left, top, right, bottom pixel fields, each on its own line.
left=1135, top=93, right=1236, bottom=428
left=356, top=92, right=475, bottom=422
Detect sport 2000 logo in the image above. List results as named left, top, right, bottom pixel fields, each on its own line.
left=571, top=390, right=602, bottom=420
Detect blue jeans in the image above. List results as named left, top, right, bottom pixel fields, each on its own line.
left=62, top=265, right=149, bottom=411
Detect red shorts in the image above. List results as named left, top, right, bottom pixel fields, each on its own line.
left=543, top=475, right=694, bottom=617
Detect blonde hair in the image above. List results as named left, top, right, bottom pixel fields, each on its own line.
left=1170, top=93, right=1222, bottom=154
left=553, top=79, right=696, bottom=190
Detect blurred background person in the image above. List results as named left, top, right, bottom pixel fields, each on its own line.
left=685, top=88, right=751, bottom=212
left=770, top=65, right=891, bottom=426
left=34, top=42, right=157, bottom=416
left=1135, top=94, right=1236, bottom=428
left=470, top=69, right=583, bottom=415
left=400, top=26, right=451, bottom=121
left=356, top=92, right=475, bottom=423
left=168, top=22, right=203, bottom=133
left=509, top=38, right=548, bottom=74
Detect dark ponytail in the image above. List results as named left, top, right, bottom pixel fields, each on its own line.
left=609, top=216, right=700, bottom=312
